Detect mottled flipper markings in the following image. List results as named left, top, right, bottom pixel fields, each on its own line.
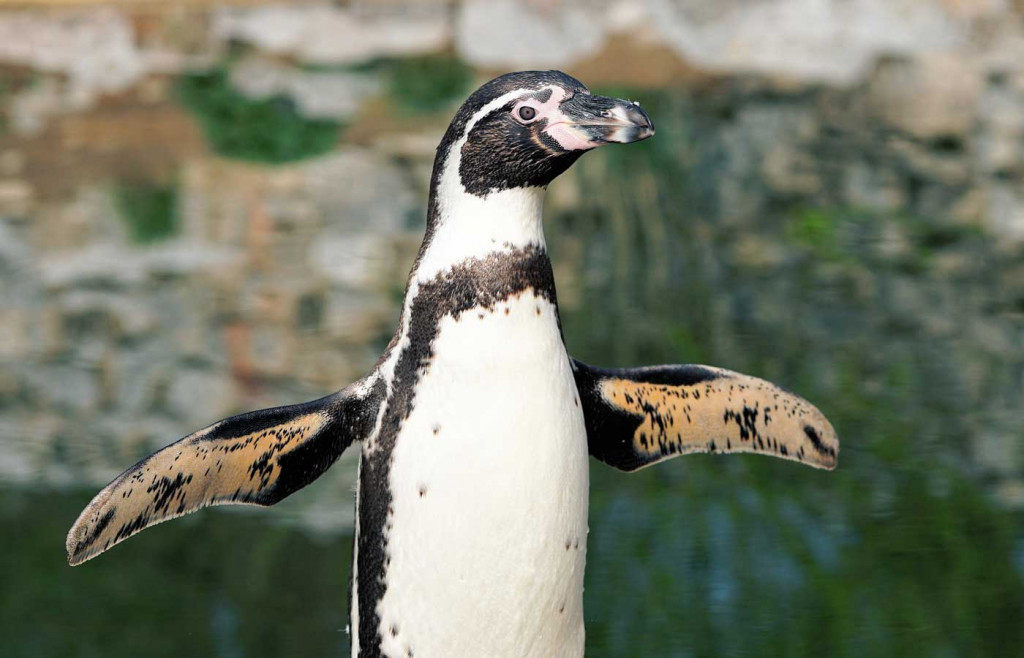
left=572, top=359, right=838, bottom=472
left=67, top=376, right=384, bottom=566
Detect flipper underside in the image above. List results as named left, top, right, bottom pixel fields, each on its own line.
left=572, top=359, right=838, bottom=472
left=66, top=376, right=382, bottom=566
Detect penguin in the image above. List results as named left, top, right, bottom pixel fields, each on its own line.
left=66, top=71, right=839, bottom=658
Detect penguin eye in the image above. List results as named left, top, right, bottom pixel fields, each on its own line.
left=517, top=106, right=537, bottom=122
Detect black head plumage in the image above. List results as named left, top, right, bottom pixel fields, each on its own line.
left=433, top=71, right=653, bottom=197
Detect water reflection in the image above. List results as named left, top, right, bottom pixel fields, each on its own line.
left=0, top=488, right=352, bottom=658
left=1, top=6, right=1023, bottom=657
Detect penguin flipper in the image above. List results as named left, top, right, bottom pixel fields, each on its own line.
left=571, top=359, right=838, bottom=472
left=66, top=375, right=383, bottom=566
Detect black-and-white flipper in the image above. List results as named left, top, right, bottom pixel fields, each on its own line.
left=66, top=375, right=384, bottom=566
left=572, top=359, right=839, bottom=472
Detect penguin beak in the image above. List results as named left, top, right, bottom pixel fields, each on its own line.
left=544, top=94, right=655, bottom=151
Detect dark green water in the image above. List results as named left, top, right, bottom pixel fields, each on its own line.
left=3, top=460, right=1021, bottom=657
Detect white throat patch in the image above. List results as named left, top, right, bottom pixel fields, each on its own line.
left=415, top=85, right=560, bottom=281
left=369, top=85, right=559, bottom=459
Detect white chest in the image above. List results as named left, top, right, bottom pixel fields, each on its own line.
left=371, top=291, right=589, bottom=658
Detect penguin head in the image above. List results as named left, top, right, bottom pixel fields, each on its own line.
left=439, top=71, right=655, bottom=197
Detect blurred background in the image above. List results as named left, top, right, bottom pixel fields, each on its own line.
left=1, top=0, right=1023, bottom=656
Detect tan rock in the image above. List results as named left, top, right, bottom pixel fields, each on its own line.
left=0, top=309, right=30, bottom=359
left=761, top=144, right=822, bottom=195
left=0, top=180, right=33, bottom=216
left=229, top=56, right=382, bottom=121
left=648, top=0, right=964, bottom=85
left=869, top=55, right=983, bottom=139
left=995, top=480, right=1024, bottom=509
left=457, top=0, right=606, bottom=69
left=213, top=3, right=451, bottom=65
left=986, top=182, right=1024, bottom=244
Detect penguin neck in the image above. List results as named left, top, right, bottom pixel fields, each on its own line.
left=379, top=152, right=560, bottom=380
left=412, top=153, right=548, bottom=282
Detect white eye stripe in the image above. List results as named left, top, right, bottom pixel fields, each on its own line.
left=466, top=85, right=571, bottom=132
left=463, top=88, right=535, bottom=134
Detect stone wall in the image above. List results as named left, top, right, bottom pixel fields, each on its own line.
left=2, top=0, right=1023, bottom=525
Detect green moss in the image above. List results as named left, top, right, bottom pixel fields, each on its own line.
left=316, top=54, right=471, bottom=115
left=787, top=208, right=843, bottom=260
left=114, top=182, right=179, bottom=245
left=382, top=55, right=473, bottom=115
left=177, top=67, right=341, bottom=163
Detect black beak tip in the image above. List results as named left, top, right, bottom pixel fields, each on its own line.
left=627, top=104, right=655, bottom=136
left=613, top=101, right=654, bottom=144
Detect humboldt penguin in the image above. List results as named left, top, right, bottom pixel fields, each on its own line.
left=66, top=71, right=839, bottom=658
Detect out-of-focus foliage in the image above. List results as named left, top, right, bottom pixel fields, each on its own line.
left=342, top=54, right=473, bottom=115
left=178, top=67, right=342, bottom=163
left=788, top=208, right=843, bottom=260
left=113, top=181, right=179, bottom=244
left=383, top=55, right=473, bottom=115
